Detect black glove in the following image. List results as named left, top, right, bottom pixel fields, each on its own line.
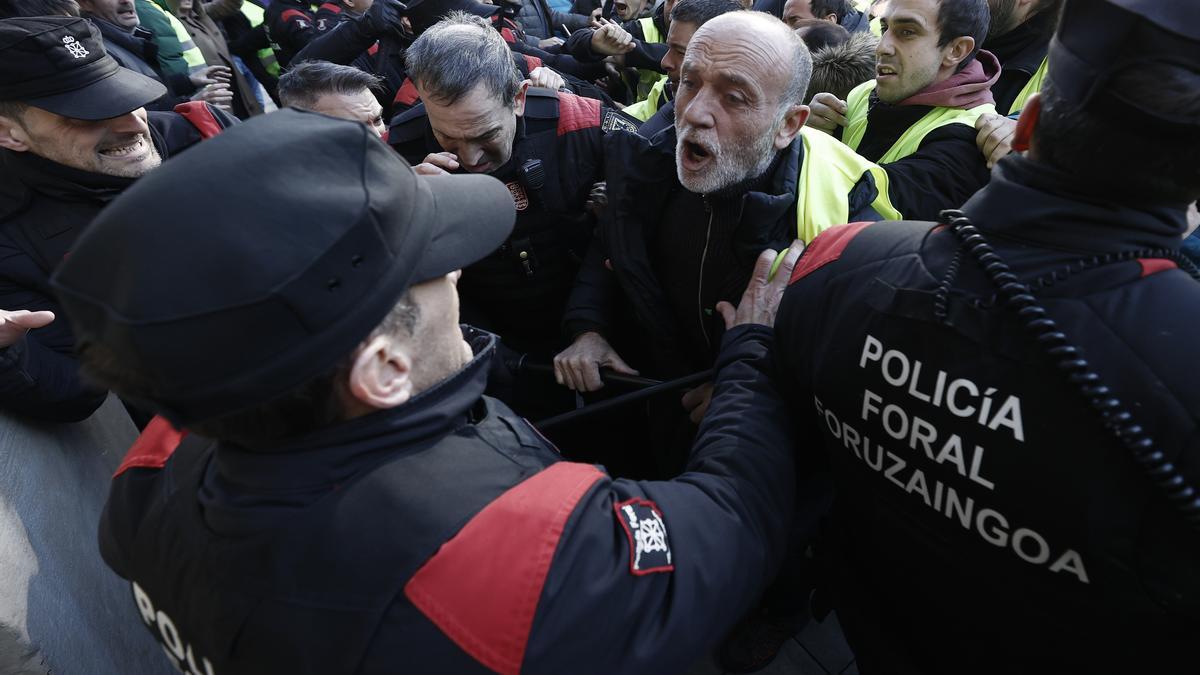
left=361, top=0, right=407, bottom=38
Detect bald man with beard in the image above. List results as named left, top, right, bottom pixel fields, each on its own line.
left=556, top=11, right=899, bottom=474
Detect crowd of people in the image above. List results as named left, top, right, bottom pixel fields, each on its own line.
left=0, top=0, right=1198, bottom=672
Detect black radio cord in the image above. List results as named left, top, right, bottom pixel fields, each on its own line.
left=937, top=209, right=1200, bottom=531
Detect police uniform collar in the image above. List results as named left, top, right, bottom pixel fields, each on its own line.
left=962, top=154, right=1187, bottom=255
left=209, top=328, right=499, bottom=491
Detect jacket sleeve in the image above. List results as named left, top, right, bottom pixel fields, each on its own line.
left=881, top=123, right=992, bottom=221
left=291, top=15, right=377, bottom=65
left=398, top=325, right=796, bottom=674
left=0, top=266, right=105, bottom=422
left=524, top=324, right=796, bottom=673
left=561, top=231, right=617, bottom=339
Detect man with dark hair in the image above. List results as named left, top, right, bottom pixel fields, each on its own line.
left=782, top=0, right=840, bottom=25
left=55, top=104, right=812, bottom=675
left=806, top=0, right=996, bottom=219
left=773, top=1, right=1200, bottom=671
left=278, top=60, right=385, bottom=135
left=0, top=16, right=235, bottom=422
left=792, top=16, right=851, bottom=51
left=625, top=0, right=741, bottom=132
left=556, top=12, right=898, bottom=473
left=973, top=0, right=1060, bottom=168
left=388, top=12, right=632, bottom=416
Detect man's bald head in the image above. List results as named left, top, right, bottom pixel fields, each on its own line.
left=674, top=11, right=813, bottom=194
left=687, top=12, right=812, bottom=109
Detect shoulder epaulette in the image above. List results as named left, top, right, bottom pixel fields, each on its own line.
left=523, top=87, right=561, bottom=120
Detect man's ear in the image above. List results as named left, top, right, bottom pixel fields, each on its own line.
left=346, top=334, right=414, bottom=412
left=941, top=35, right=974, bottom=71
left=513, top=80, right=531, bottom=118
left=0, top=116, right=30, bottom=153
left=1011, top=92, right=1039, bottom=153
left=774, top=104, right=809, bottom=150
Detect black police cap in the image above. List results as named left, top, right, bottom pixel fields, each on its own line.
left=0, top=16, right=165, bottom=120
left=1049, top=0, right=1200, bottom=135
left=405, top=0, right=499, bottom=35
left=51, top=109, right=516, bottom=426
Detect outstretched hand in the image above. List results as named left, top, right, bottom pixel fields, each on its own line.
left=715, top=240, right=804, bottom=329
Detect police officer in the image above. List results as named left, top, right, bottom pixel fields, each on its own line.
left=0, top=16, right=235, bottom=423
left=52, top=108, right=805, bottom=674
left=773, top=1, right=1200, bottom=671
left=389, top=13, right=636, bottom=397
left=264, top=0, right=321, bottom=67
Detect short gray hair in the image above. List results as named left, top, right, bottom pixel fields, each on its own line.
left=278, top=60, right=384, bottom=110
left=780, top=16, right=813, bottom=108
left=404, top=11, right=521, bottom=108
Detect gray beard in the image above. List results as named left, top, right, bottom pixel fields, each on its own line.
left=676, top=118, right=780, bottom=195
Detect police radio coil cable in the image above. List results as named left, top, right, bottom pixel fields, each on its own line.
left=935, top=209, right=1200, bottom=531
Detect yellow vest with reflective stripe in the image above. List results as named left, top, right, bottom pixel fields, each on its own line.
left=1005, top=56, right=1047, bottom=116
left=623, top=75, right=667, bottom=121
left=795, top=127, right=902, bottom=244
left=240, top=1, right=281, bottom=77
left=631, top=17, right=663, bottom=102
left=840, top=79, right=995, bottom=163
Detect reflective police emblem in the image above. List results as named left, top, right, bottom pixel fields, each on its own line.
left=295, top=18, right=310, bottom=28
left=614, top=498, right=673, bottom=575
left=62, top=35, right=89, bottom=59
left=602, top=110, right=639, bottom=133
left=505, top=181, right=529, bottom=211
left=316, top=17, right=328, bottom=30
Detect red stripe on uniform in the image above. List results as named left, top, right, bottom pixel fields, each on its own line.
left=318, top=2, right=341, bottom=12
left=172, top=101, right=225, bottom=139
left=789, top=221, right=874, bottom=284
left=500, top=27, right=516, bottom=43
left=555, top=92, right=600, bottom=136
left=523, top=54, right=543, bottom=71
left=280, top=8, right=309, bottom=22
left=1138, top=258, right=1177, bottom=278
left=405, top=462, right=605, bottom=675
left=393, top=79, right=419, bottom=106
left=114, top=416, right=187, bottom=478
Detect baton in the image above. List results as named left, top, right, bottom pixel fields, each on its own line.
left=520, top=361, right=663, bottom=388
left=534, top=368, right=715, bottom=431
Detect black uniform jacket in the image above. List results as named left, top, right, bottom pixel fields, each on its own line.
left=389, top=89, right=628, bottom=356
left=99, top=325, right=796, bottom=674
left=774, top=154, right=1200, bottom=674
left=264, top=0, right=319, bottom=67
left=0, top=103, right=236, bottom=422
left=562, top=125, right=888, bottom=377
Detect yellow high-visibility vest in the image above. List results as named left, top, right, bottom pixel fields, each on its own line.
left=240, top=1, right=281, bottom=77
left=623, top=75, right=667, bottom=122
left=795, top=127, right=902, bottom=244
left=1006, top=56, right=1047, bottom=116
left=630, top=16, right=664, bottom=103
left=840, top=79, right=995, bottom=163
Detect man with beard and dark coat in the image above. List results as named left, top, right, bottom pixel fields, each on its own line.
left=973, top=0, right=1059, bottom=168
left=806, top=0, right=996, bottom=220
left=773, top=0, right=1200, bottom=671
left=0, top=17, right=235, bottom=422
left=555, top=11, right=899, bottom=473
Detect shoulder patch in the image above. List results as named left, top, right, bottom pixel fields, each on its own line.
left=601, top=108, right=639, bottom=133
left=1138, top=258, right=1178, bottom=278
left=556, top=92, right=601, bottom=136
left=115, top=416, right=186, bottom=478
left=613, top=498, right=673, bottom=575
left=789, top=220, right=875, bottom=285
left=405, top=462, right=605, bottom=675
